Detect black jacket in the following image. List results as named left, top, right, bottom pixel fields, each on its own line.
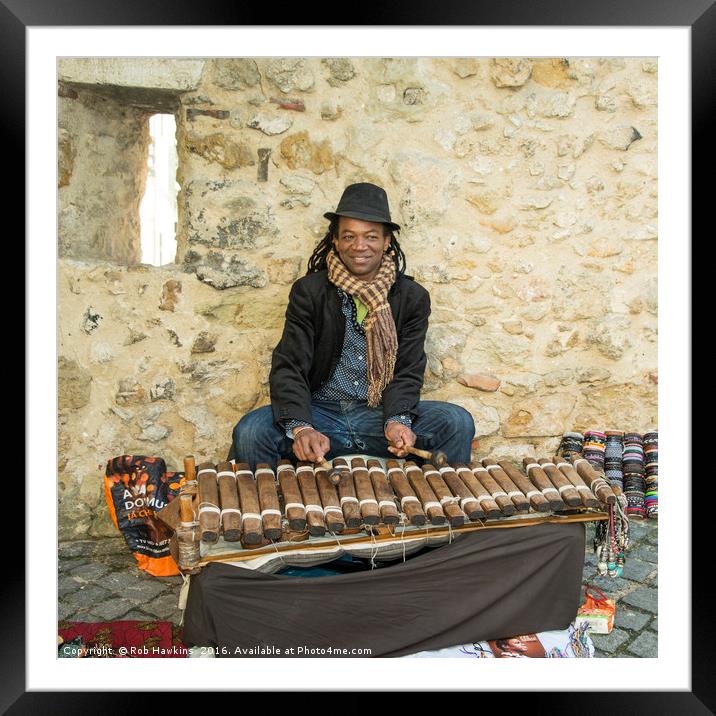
left=269, top=270, right=431, bottom=428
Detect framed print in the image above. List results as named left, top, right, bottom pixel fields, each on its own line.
left=12, top=0, right=706, bottom=710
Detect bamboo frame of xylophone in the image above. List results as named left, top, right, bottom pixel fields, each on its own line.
left=176, top=492, right=201, bottom=572
left=197, top=511, right=610, bottom=566
left=183, top=455, right=198, bottom=496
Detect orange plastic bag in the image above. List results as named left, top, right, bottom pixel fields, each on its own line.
left=104, top=455, right=184, bottom=577
left=575, top=584, right=616, bottom=634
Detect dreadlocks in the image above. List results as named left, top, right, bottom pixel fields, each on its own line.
left=306, top=217, right=406, bottom=278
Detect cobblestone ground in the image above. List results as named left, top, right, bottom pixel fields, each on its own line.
left=58, top=518, right=657, bottom=657
left=583, top=518, right=658, bottom=657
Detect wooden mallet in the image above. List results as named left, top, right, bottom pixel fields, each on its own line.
left=403, top=446, right=449, bottom=468
left=315, top=460, right=345, bottom=486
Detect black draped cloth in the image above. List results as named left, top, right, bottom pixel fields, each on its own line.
left=182, top=523, right=586, bottom=657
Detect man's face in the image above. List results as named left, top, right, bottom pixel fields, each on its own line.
left=332, top=217, right=391, bottom=281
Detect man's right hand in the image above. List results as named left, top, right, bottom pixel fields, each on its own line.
left=292, top=427, right=331, bottom=463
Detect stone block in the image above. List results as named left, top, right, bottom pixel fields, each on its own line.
left=59, top=557, right=91, bottom=574
left=89, top=598, right=137, bottom=621
left=211, top=59, right=261, bottom=89
left=69, top=562, right=112, bottom=582
left=57, top=540, right=92, bottom=564
left=121, top=611, right=158, bottom=621
left=58, top=358, right=92, bottom=411
left=503, top=393, right=577, bottom=438
left=622, top=558, right=657, bottom=583
left=65, top=584, right=113, bottom=611
left=97, top=571, right=170, bottom=601
left=615, top=609, right=651, bottom=632
left=58, top=575, right=81, bottom=598
left=590, top=627, right=630, bottom=654
left=91, top=538, right=129, bottom=557
left=58, top=59, right=205, bottom=91
left=626, top=631, right=658, bottom=658
left=58, top=601, right=77, bottom=622
left=141, top=592, right=183, bottom=621
left=628, top=544, right=658, bottom=564
left=621, top=587, right=658, bottom=614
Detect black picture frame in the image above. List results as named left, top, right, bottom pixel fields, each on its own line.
left=9, top=0, right=704, bottom=711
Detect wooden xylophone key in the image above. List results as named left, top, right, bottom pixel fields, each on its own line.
left=276, top=460, right=307, bottom=532
left=351, top=458, right=381, bottom=525
left=403, top=461, right=446, bottom=525
left=333, top=457, right=362, bottom=528
left=437, top=465, right=486, bottom=521
left=547, top=458, right=600, bottom=509
left=453, top=465, right=502, bottom=519
left=496, top=460, right=550, bottom=513
left=422, top=464, right=466, bottom=527
left=197, top=462, right=221, bottom=542
left=255, top=463, right=283, bottom=540
left=481, top=458, right=530, bottom=513
left=525, top=459, right=581, bottom=508
left=216, top=461, right=242, bottom=542
left=315, top=462, right=346, bottom=533
left=522, top=459, right=568, bottom=510
left=469, top=464, right=516, bottom=516
left=569, top=457, right=616, bottom=506
left=367, top=460, right=400, bottom=525
left=385, top=460, right=426, bottom=526
left=235, top=462, right=264, bottom=545
left=296, top=462, right=326, bottom=536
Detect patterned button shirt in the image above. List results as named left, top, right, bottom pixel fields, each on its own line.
left=283, top=288, right=412, bottom=437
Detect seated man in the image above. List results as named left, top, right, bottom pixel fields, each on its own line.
left=231, top=182, right=475, bottom=469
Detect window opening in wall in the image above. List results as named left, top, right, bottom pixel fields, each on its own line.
left=140, top=113, right=179, bottom=266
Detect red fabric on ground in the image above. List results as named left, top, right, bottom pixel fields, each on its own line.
left=58, top=620, right=188, bottom=658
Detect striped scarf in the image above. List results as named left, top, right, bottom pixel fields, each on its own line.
left=326, top=249, right=398, bottom=407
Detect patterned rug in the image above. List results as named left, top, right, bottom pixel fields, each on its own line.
left=58, top=620, right=188, bottom=658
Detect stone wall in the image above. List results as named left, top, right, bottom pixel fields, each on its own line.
left=57, top=57, right=657, bottom=540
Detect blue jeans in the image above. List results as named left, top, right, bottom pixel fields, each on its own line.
left=230, top=400, right=475, bottom=471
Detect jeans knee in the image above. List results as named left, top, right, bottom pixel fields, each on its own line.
left=233, top=406, right=274, bottom=448
left=449, top=404, right=475, bottom=441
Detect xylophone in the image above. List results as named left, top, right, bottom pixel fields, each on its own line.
left=159, top=454, right=620, bottom=573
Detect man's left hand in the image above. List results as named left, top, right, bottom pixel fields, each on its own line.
left=384, top=421, right=416, bottom=458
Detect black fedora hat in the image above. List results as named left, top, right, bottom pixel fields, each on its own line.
left=324, top=182, right=401, bottom=233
